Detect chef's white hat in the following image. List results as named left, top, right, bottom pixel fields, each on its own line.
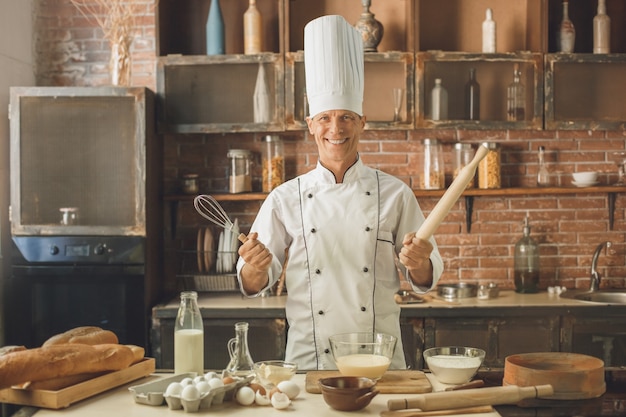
left=304, top=15, right=364, bottom=117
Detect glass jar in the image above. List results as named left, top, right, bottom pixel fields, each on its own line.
left=262, top=135, right=285, bottom=192
left=453, top=143, right=475, bottom=188
left=478, top=142, right=501, bottom=189
left=227, top=149, right=253, bottom=193
left=224, top=322, right=255, bottom=378
left=181, top=174, right=199, bottom=194
left=174, top=291, right=204, bottom=375
left=421, top=138, right=445, bottom=190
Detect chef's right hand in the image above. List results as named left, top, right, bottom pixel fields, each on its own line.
left=238, top=232, right=273, bottom=274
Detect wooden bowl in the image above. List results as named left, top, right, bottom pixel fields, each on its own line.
left=503, top=352, right=605, bottom=400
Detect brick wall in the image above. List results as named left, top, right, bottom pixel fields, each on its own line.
left=36, top=0, right=626, bottom=293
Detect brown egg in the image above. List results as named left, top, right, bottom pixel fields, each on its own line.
left=249, top=383, right=266, bottom=395
left=222, top=376, right=235, bottom=385
left=269, top=387, right=280, bottom=398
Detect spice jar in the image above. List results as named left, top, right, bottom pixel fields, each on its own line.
left=262, top=135, right=285, bottom=192
left=478, top=142, right=501, bottom=189
left=227, top=149, right=253, bottom=193
left=420, top=138, right=445, bottom=190
left=181, top=174, right=199, bottom=194
left=453, top=143, right=475, bottom=188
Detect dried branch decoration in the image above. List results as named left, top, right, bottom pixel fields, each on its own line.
left=69, top=0, right=147, bottom=85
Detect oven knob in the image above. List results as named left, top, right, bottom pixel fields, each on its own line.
left=94, top=244, right=106, bottom=255
left=49, top=245, right=59, bottom=255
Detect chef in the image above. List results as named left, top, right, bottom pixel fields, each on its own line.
left=236, top=15, right=443, bottom=370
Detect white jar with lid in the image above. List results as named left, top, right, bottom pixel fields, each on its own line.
left=421, top=139, right=445, bottom=190
left=227, top=149, right=253, bottom=193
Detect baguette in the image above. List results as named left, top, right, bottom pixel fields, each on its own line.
left=0, top=343, right=134, bottom=390
left=43, top=326, right=119, bottom=347
left=0, top=346, right=26, bottom=357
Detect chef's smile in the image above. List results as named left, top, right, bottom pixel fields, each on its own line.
left=307, top=109, right=366, bottom=167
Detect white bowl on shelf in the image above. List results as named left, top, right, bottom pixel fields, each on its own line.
left=572, top=171, right=598, bottom=185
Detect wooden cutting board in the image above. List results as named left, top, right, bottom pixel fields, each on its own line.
left=305, top=370, right=432, bottom=394
left=0, top=357, right=155, bottom=409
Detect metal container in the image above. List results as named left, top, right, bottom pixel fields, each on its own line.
left=437, top=283, right=478, bottom=300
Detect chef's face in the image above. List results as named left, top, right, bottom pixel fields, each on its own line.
left=307, top=109, right=365, bottom=166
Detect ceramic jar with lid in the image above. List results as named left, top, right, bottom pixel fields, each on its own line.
left=227, top=149, right=253, bottom=193
left=478, top=142, right=501, bottom=189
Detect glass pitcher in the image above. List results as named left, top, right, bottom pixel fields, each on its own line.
left=224, top=322, right=255, bottom=378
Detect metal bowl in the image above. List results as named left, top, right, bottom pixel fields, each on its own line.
left=437, top=283, right=478, bottom=300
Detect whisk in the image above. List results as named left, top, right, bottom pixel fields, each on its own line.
left=194, top=195, right=247, bottom=243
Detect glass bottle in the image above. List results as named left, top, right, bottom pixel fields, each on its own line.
left=227, top=149, right=253, bottom=193
left=431, top=78, right=448, bottom=121
left=453, top=143, right=475, bottom=189
left=593, top=0, right=610, bottom=54
left=243, top=0, right=262, bottom=54
left=478, top=142, right=501, bottom=189
left=224, top=322, right=255, bottom=378
left=174, top=291, right=204, bottom=375
left=465, top=68, right=480, bottom=121
left=206, top=0, right=225, bottom=55
left=506, top=64, right=525, bottom=122
left=537, top=146, right=549, bottom=187
left=262, top=135, right=285, bottom=192
left=514, top=215, right=540, bottom=293
left=558, top=1, right=575, bottom=53
left=482, top=8, right=496, bottom=53
left=421, top=138, right=445, bottom=190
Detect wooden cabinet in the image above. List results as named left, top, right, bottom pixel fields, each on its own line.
left=561, top=314, right=626, bottom=367
left=155, top=0, right=626, bottom=132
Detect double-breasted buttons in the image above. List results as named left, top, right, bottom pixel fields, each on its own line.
left=365, top=191, right=371, bottom=196
left=307, top=193, right=313, bottom=198
left=363, top=267, right=369, bottom=272
left=324, top=348, right=330, bottom=354
left=361, top=306, right=366, bottom=312
left=365, top=226, right=371, bottom=231
left=311, top=228, right=316, bottom=233
left=315, top=269, right=321, bottom=274
left=318, top=310, right=324, bottom=315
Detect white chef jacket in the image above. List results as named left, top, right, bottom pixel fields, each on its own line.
left=236, top=157, right=443, bottom=371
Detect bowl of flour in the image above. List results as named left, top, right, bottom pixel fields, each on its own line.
left=423, top=346, right=485, bottom=385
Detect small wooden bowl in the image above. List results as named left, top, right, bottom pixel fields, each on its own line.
left=503, top=352, right=605, bottom=400
left=318, top=376, right=379, bottom=411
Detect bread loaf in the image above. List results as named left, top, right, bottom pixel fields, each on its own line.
left=0, top=346, right=26, bottom=357
left=0, top=343, right=134, bottom=390
left=42, top=326, right=119, bottom=347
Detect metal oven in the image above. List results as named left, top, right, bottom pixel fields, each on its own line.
left=4, top=87, right=162, bottom=349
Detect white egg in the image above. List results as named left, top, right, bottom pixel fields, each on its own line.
left=208, top=377, right=224, bottom=389
left=277, top=380, right=300, bottom=399
left=235, top=386, right=255, bottom=406
left=193, top=375, right=206, bottom=385
left=180, top=377, right=194, bottom=386
left=204, top=371, right=218, bottom=380
left=164, top=382, right=183, bottom=397
left=255, top=390, right=271, bottom=406
left=195, top=381, right=211, bottom=394
left=181, top=384, right=200, bottom=401
left=271, top=391, right=291, bottom=409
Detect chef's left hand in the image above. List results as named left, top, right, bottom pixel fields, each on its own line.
left=399, top=232, right=434, bottom=286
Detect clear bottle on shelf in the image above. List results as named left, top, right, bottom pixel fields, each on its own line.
left=557, top=1, right=575, bottom=53
left=593, top=0, right=611, bottom=54
left=174, top=291, right=204, bottom=375
left=506, top=64, right=525, bottom=122
left=465, top=68, right=480, bottom=121
left=420, top=138, right=445, bottom=190
left=537, top=146, right=550, bottom=187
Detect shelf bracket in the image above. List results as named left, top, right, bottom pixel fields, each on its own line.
left=465, top=196, right=474, bottom=233
left=608, top=192, right=616, bottom=230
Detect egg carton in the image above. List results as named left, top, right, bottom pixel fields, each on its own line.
left=129, top=372, right=253, bottom=412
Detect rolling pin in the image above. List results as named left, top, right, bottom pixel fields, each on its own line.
left=414, top=142, right=489, bottom=241
left=387, top=384, right=554, bottom=411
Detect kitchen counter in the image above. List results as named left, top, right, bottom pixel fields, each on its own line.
left=14, top=371, right=626, bottom=417
left=152, top=290, right=626, bottom=321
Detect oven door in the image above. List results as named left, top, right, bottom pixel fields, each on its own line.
left=6, top=264, right=146, bottom=348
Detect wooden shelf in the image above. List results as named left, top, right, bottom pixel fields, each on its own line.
left=167, top=185, right=626, bottom=234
